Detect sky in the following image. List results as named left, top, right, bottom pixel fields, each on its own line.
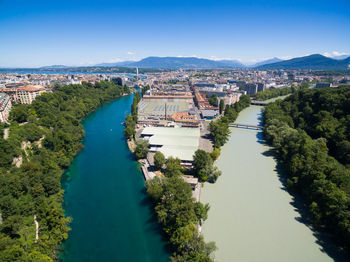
left=0, top=0, right=349, bottom=67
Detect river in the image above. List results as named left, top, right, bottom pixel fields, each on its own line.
left=201, top=101, right=335, bottom=262
left=60, top=95, right=169, bottom=262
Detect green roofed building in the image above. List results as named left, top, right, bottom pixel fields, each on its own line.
left=141, top=127, right=200, bottom=165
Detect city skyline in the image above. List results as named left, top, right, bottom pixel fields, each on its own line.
left=0, top=0, right=350, bottom=67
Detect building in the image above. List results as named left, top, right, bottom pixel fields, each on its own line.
left=224, top=92, right=242, bottom=106
left=15, top=85, right=47, bottom=104
left=242, top=83, right=258, bottom=96
left=141, top=127, right=200, bottom=165
left=0, top=85, right=47, bottom=104
left=170, top=112, right=200, bottom=127
left=316, top=82, right=331, bottom=89
left=0, top=93, right=12, bottom=122
left=194, top=92, right=217, bottom=110
left=200, top=109, right=218, bottom=120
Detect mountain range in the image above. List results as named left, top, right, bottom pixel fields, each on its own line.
left=95, top=57, right=245, bottom=69
left=256, top=54, right=350, bottom=70
left=32, top=54, right=350, bottom=71
left=92, top=54, right=349, bottom=70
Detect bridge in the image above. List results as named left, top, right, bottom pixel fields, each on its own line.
left=229, top=123, right=263, bottom=130
left=250, top=100, right=268, bottom=106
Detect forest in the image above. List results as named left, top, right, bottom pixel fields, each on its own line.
left=0, top=81, right=129, bottom=261
left=263, top=85, right=350, bottom=248
left=146, top=158, right=216, bottom=262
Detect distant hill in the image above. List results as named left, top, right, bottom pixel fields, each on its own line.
left=256, top=54, right=350, bottom=70
left=129, top=56, right=245, bottom=69
left=40, top=65, right=70, bottom=69
left=95, top=61, right=134, bottom=67
left=216, top=59, right=245, bottom=68
left=251, top=57, right=282, bottom=67
left=95, top=56, right=245, bottom=69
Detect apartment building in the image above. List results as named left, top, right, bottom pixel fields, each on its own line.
left=0, top=85, right=46, bottom=104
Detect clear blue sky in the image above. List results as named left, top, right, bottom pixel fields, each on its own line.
left=0, top=0, right=349, bottom=67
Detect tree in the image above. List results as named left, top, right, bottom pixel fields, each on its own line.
left=210, top=148, right=220, bottom=161
left=154, top=151, right=166, bottom=170
left=193, top=150, right=221, bottom=182
left=208, top=119, right=230, bottom=148
left=219, top=99, right=224, bottom=114
left=146, top=177, right=164, bottom=202
left=165, top=157, right=183, bottom=177
left=193, top=150, right=212, bottom=173
left=9, top=104, right=30, bottom=123
left=208, top=94, right=218, bottom=107
left=124, top=126, right=135, bottom=139
left=134, top=140, right=149, bottom=160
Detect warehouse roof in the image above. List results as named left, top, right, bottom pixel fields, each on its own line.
left=142, top=127, right=200, bottom=161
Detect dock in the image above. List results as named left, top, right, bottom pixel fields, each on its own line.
left=139, top=159, right=156, bottom=180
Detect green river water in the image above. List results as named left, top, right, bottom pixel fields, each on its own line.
left=60, top=95, right=170, bottom=262
left=201, top=102, right=339, bottom=262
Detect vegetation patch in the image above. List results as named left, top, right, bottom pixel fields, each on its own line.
left=263, top=85, right=350, bottom=248
left=0, top=81, right=129, bottom=261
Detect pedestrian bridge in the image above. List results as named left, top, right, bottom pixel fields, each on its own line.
left=229, top=123, right=263, bottom=130
left=250, top=100, right=268, bottom=106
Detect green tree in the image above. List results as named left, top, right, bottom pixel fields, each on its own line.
left=210, top=148, right=220, bottom=161
left=9, top=104, right=30, bottom=123
left=208, top=119, right=230, bottom=148
left=219, top=99, right=224, bottom=114
left=193, top=150, right=211, bottom=173
left=165, top=157, right=183, bottom=177
left=124, top=126, right=135, bottom=139
left=134, top=140, right=149, bottom=160
left=208, top=94, right=218, bottom=107
left=154, top=151, right=166, bottom=170
left=193, top=150, right=221, bottom=182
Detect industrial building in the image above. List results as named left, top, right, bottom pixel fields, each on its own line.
left=141, top=127, right=200, bottom=165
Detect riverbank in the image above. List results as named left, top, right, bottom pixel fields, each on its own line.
left=201, top=104, right=334, bottom=262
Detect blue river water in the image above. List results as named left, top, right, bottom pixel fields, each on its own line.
left=60, top=94, right=169, bottom=262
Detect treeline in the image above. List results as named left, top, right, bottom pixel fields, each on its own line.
left=209, top=95, right=251, bottom=148
left=124, top=92, right=140, bottom=140
left=254, top=82, right=310, bottom=101
left=123, top=92, right=151, bottom=160
left=254, top=86, right=292, bottom=101
left=0, top=81, right=129, bottom=261
left=198, top=95, right=250, bottom=183
left=264, top=85, right=350, bottom=248
left=146, top=158, right=216, bottom=261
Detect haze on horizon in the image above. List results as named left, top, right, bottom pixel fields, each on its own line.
left=0, top=0, right=349, bottom=67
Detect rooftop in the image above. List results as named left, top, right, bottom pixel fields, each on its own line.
left=142, top=127, right=200, bottom=161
